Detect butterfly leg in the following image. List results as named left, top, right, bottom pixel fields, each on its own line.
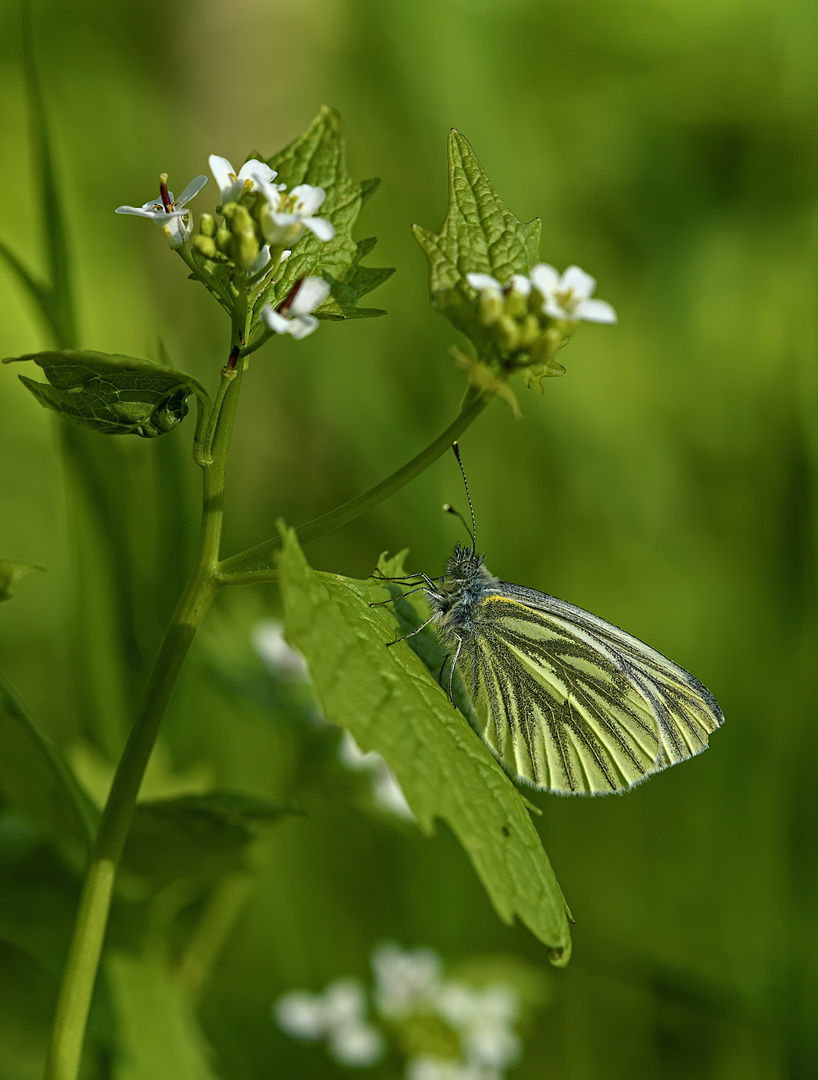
left=384, top=612, right=437, bottom=647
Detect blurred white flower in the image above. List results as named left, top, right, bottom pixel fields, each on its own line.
left=529, top=263, right=616, bottom=324
left=372, top=942, right=443, bottom=1019
left=208, top=154, right=279, bottom=204
left=275, top=946, right=527, bottom=1078
left=261, top=276, right=330, bottom=339
left=435, top=984, right=520, bottom=1071
left=406, top=1057, right=492, bottom=1080
left=339, top=732, right=414, bottom=820
left=274, top=978, right=385, bottom=1068
left=115, top=173, right=207, bottom=249
left=251, top=619, right=308, bottom=681
left=273, top=990, right=326, bottom=1040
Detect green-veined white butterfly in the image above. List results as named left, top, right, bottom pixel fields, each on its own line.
left=383, top=443, right=724, bottom=796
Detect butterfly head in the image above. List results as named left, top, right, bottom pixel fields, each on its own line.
left=425, top=541, right=496, bottom=623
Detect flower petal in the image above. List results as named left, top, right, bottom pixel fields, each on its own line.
left=304, top=216, right=335, bottom=242
left=529, top=263, right=561, bottom=296
left=576, top=298, right=617, bottom=323
left=561, top=265, right=596, bottom=299
left=291, top=184, right=326, bottom=215
left=508, top=273, right=532, bottom=296
left=208, top=155, right=236, bottom=198
left=237, top=159, right=277, bottom=186
left=262, top=306, right=292, bottom=335
left=287, top=314, right=319, bottom=339
left=115, top=205, right=157, bottom=218
left=466, top=272, right=502, bottom=293
left=291, top=276, right=331, bottom=315
left=175, top=174, right=208, bottom=207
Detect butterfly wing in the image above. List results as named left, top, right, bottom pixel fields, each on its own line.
left=459, top=583, right=724, bottom=795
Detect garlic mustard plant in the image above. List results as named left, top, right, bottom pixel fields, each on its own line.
left=5, top=98, right=636, bottom=1080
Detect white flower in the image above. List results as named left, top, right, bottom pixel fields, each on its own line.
left=208, top=154, right=279, bottom=204
left=406, top=1057, right=491, bottom=1080
left=434, top=984, right=520, bottom=1071
left=339, top=732, right=415, bottom=820
left=115, top=173, right=208, bottom=249
left=251, top=619, right=308, bottom=681
left=372, top=942, right=443, bottom=1019
left=529, top=263, right=616, bottom=324
left=259, top=182, right=335, bottom=247
left=274, top=991, right=326, bottom=1040
left=261, top=276, right=330, bottom=340
left=274, top=979, right=384, bottom=1068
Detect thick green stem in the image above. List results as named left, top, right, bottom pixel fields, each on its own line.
left=43, top=367, right=243, bottom=1080
left=218, top=386, right=490, bottom=580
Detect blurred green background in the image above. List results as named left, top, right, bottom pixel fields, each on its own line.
left=1, top=0, right=816, bottom=1076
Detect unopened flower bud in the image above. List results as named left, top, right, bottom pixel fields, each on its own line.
left=199, top=213, right=216, bottom=238
left=477, top=289, right=503, bottom=326
left=504, top=288, right=528, bottom=320
left=495, top=315, right=520, bottom=353
left=215, top=226, right=232, bottom=254
left=192, top=234, right=218, bottom=259
left=518, top=313, right=542, bottom=349
left=529, top=326, right=565, bottom=366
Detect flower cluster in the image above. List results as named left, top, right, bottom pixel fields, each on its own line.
left=115, top=155, right=336, bottom=342
left=274, top=943, right=526, bottom=1079
left=465, top=263, right=616, bottom=391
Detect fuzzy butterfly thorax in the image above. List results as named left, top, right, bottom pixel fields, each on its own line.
left=425, top=543, right=499, bottom=639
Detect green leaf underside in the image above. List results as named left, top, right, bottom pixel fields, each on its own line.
left=4, top=351, right=210, bottom=438
left=277, top=527, right=572, bottom=964
left=263, top=106, right=394, bottom=320
left=413, top=130, right=540, bottom=346
left=107, top=948, right=220, bottom=1080
left=123, top=792, right=294, bottom=888
left=0, top=558, right=45, bottom=603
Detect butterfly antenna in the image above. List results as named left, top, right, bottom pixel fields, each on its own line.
left=450, top=441, right=477, bottom=554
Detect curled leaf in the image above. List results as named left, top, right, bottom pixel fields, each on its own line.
left=4, top=350, right=210, bottom=439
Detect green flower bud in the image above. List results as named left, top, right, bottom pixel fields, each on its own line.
left=192, top=234, right=218, bottom=259
left=517, top=313, right=542, bottom=349
left=528, top=289, right=545, bottom=315
left=233, top=231, right=260, bottom=270
left=215, top=226, right=232, bottom=254
left=504, top=288, right=528, bottom=320
left=476, top=289, right=503, bottom=326
left=199, top=213, right=216, bottom=238
left=495, top=315, right=520, bottom=353
left=529, top=326, right=566, bottom=367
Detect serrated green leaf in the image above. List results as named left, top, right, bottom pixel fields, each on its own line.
left=4, top=351, right=210, bottom=439
left=0, top=558, right=45, bottom=603
left=122, top=792, right=295, bottom=889
left=263, top=106, right=394, bottom=320
left=278, top=527, right=572, bottom=964
left=413, top=130, right=541, bottom=351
